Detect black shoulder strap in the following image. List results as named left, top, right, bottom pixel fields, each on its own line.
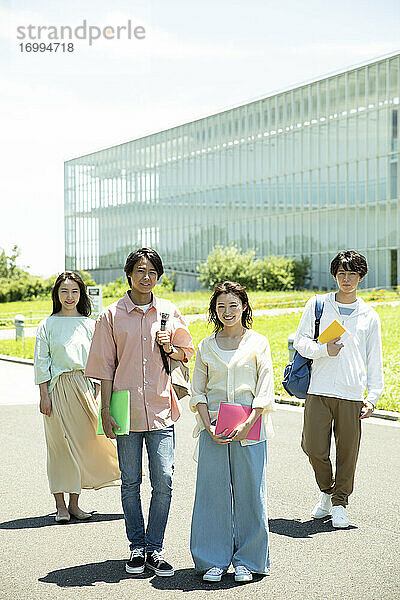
left=313, top=295, right=324, bottom=340
left=159, top=311, right=170, bottom=375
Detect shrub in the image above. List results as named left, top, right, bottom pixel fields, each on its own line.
left=156, top=273, right=176, bottom=292
left=254, top=256, right=295, bottom=291
left=292, top=256, right=312, bottom=289
left=197, top=246, right=311, bottom=291
left=102, top=272, right=176, bottom=298
left=77, top=270, right=96, bottom=286
left=0, top=273, right=51, bottom=302
left=197, top=246, right=258, bottom=289
left=103, top=277, right=127, bottom=298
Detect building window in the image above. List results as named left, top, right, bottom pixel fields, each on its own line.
left=392, top=109, right=398, bottom=152
left=393, top=109, right=398, bottom=138
left=391, top=249, right=398, bottom=287
left=390, top=161, right=398, bottom=200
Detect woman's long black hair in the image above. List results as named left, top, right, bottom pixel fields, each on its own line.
left=51, top=271, right=92, bottom=316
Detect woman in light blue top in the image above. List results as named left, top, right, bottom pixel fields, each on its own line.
left=34, top=272, right=120, bottom=523
left=190, top=281, right=275, bottom=583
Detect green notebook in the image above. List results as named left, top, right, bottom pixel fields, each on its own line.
left=97, top=390, right=130, bottom=436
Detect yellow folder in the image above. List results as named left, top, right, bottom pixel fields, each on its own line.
left=318, top=320, right=346, bottom=344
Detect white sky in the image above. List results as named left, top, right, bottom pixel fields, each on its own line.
left=1, top=0, right=399, bottom=277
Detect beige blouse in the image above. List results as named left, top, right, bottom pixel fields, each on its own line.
left=190, top=329, right=275, bottom=446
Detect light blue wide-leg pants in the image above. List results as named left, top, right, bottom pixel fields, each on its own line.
left=190, top=430, right=270, bottom=574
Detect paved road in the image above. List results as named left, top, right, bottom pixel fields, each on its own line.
left=0, top=363, right=399, bottom=600
left=0, top=360, right=37, bottom=406
left=0, top=326, right=37, bottom=340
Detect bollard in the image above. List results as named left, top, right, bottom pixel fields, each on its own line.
left=287, top=333, right=296, bottom=362
left=14, top=314, right=25, bottom=341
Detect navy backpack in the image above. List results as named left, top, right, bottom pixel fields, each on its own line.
left=282, top=296, right=324, bottom=400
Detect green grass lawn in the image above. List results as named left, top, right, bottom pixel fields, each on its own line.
left=0, top=338, right=35, bottom=359
left=0, top=290, right=313, bottom=327
left=0, top=287, right=398, bottom=328
left=1, top=304, right=398, bottom=413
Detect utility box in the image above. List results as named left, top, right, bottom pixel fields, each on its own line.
left=287, top=333, right=296, bottom=362
left=14, top=314, right=25, bottom=341
left=87, top=286, right=103, bottom=315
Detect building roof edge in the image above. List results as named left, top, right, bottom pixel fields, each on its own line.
left=65, top=50, right=400, bottom=164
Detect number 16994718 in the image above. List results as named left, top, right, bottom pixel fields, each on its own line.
left=19, top=42, right=74, bottom=52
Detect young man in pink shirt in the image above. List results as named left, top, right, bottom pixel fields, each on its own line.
left=85, top=248, right=194, bottom=576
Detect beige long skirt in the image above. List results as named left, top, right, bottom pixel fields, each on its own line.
left=43, top=370, right=121, bottom=494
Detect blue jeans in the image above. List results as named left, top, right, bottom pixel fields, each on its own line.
left=116, top=426, right=175, bottom=552
left=190, top=430, right=270, bottom=574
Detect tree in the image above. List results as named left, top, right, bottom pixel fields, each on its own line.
left=0, top=245, right=24, bottom=279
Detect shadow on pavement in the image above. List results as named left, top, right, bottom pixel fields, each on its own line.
left=39, top=563, right=267, bottom=590
left=150, top=569, right=267, bottom=591
left=39, top=560, right=153, bottom=587
left=0, top=512, right=124, bottom=530
left=269, top=517, right=356, bottom=538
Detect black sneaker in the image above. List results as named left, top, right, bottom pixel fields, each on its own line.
left=126, top=548, right=145, bottom=574
left=146, top=550, right=174, bottom=576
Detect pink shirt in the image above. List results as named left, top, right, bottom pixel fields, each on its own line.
left=85, top=293, right=194, bottom=431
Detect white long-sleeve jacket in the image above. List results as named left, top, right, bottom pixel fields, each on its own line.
left=293, top=293, right=384, bottom=406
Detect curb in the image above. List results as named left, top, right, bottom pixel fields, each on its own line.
left=274, top=396, right=399, bottom=422
left=0, top=354, right=34, bottom=366
left=0, top=354, right=398, bottom=422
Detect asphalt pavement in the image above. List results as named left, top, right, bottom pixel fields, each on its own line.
left=0, top=362, right=399, bottom=600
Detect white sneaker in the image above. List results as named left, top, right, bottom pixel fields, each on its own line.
left=312, top=492, right=332, bottom=519
left=331, top=505, right=350, bottom=528
left=234, top=565, right=253, bottom=582
left=203, top=566, right=225, bottom=582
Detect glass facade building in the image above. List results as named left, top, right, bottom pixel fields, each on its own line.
left=65, top=53, right=399, bottom=289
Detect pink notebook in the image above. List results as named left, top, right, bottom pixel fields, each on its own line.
left=215, top=403, right=262, bottom=441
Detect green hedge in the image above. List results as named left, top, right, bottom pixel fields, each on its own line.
left=0, top=274, right=54, bottom=302
left=102, top=274, right=176, bottom=298
left=0, top=270, right=96, bottom=303
left=197, top=246, right=311, bottom=291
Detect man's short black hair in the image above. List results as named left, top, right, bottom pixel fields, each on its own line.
left=124, top=248, right=164, bottom=287
left=330, top=250, right=368, bottom=278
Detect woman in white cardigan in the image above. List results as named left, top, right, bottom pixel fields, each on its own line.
left=190, top=281, right=275, bottom=583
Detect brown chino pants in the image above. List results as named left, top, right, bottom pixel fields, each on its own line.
left=301, top=394, right=364, bottom=507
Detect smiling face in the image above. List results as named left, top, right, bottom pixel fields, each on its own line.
left=58, top=278, right=80, bottom=314
left=215, top=292, right=246, bottom=329
left=128, top=257, right=158, bottom=297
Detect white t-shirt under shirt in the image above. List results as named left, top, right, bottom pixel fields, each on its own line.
left=335, top=299, right=358, bottom=317
left=133, top=302, right=152, bottom=313
left=214, top=346, right=236, bottom=361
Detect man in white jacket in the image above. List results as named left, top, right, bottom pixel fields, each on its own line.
left=293, top=250, right=383, bottom=528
